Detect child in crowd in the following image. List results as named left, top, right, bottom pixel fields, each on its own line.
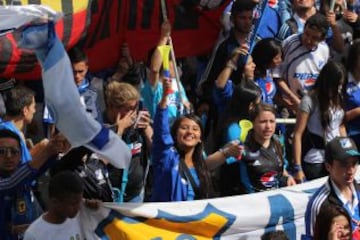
left=24, top=171, right=99, bottom=240
left=252, top=38, right=282, bottom=105
left=314, top=203, right=352, bottom=240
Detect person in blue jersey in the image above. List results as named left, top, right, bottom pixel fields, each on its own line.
left=240, top=103, right=296, bottom=193
left=151, top=78, right=242, bottom=201
left=345, top=40, right=360, bottom=150
left=251, top=38, right=282, bottom=105
left=0, top=129, right=61, bottom=240
left=213, top=44, right=256, bottom=114
left=293, top=60, right=346, bottom=182
left=141, top=20, right=190, bottom=125
left=303, top=136, right=360, bottom=240
left=215, top=80, right=262, bottom=196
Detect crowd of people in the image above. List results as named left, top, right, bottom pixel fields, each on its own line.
left=2, top=0, right=360, bottom=239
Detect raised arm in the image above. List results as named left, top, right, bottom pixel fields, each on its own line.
left=205, top=140, right=243, bottom=171
left=148, top=20, right=171, bottom=87
left=0, top=138, right=58, bottom=193
left=215, top=45, right=248, bottom=89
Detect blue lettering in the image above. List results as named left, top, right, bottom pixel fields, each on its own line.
left=265, top=194, right=296, bottom=239
left=176, top=235, right=196, bottom=240
left=293, top=73, right=319, bottom=80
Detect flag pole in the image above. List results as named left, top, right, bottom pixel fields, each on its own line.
left=160, top=0, right=185, bottom=112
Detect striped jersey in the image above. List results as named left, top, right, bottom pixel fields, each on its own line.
left=280, top=34, right=329, bottom=97
left=303, top=179, right=360, bottom=239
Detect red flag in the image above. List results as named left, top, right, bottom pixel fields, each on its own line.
left=0, top=0, right=230, bottom=80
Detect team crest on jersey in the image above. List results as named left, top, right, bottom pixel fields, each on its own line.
left=265, top=82, right=274, bottom=94
left=16, top=198, right=26, bottom=214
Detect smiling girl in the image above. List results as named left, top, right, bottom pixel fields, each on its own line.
left=151, top=77, right=241, bottom=201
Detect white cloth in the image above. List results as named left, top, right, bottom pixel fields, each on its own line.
left=2, top=5, right=131, bottom=169
left=300, top=95, right=344, bottom=163
left=0, top=5, right=62, bottom=36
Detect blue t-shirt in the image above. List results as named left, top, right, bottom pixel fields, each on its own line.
left=186, top=167, right=200, bottom=201
left=141, top=78, right=188, bottom=125
left=345, top=73, right=360, bottom=136
left=255, top=74, right=277, bottom=105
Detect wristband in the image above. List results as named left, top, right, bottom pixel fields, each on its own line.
left=225, top=60, right=238, bottom=71
left=293, top=164, right=303, bottom=172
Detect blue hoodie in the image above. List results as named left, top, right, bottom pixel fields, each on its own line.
left=151, top=106, right=196, bottom=202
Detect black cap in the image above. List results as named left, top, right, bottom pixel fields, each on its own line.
left=325, top=137, right=360, bottom=162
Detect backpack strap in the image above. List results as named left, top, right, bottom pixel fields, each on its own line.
left=179, top=159, right=201, bottom=199
left=285, top=18, right=298, bottom=36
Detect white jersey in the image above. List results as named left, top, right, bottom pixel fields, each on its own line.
left=24, top=213, right=84, bottom=240
left=280, top=34, right=329, bottom=97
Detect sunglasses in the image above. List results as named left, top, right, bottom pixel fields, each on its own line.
left=0, top=147, right=21, bottom=157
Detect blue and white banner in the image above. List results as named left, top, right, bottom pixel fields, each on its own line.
left=80, top=177, right=327, bottom=240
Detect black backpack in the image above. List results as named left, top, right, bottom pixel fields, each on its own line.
left=50, top=147, right=114, bottom=202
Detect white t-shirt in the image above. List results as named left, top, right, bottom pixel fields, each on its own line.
left=300, top=94, right=344, bottom=163
left=24, top=213, right=84, bottom=240
left=279, top=34, right=329, bottom=97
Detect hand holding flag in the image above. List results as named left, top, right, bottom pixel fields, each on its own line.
left=157, top=45, right=173, bottom=94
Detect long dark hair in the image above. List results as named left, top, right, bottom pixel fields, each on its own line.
left=216, top=80, right=262, bottom=148
left=311, top=60, right=345, bottom=129
left=171, top=114, right=213, bottom=199
left=314, top=203, right=352, bottom=240
left=252, top=38, right=282, bottom=78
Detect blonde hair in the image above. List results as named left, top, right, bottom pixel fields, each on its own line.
left=105, top=81, right=140, bottom=107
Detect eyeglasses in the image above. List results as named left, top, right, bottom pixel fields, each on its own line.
left=0, top=147, right=21, bottom=157
left=113, top=102, right=138, bottom=112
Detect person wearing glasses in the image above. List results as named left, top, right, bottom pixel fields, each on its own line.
left=0, top=129, right=61, bottom=240
left=103, top=81, right=153, bottom=202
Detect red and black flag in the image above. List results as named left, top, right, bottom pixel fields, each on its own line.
left=0, top=0, right=229, bottom=80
